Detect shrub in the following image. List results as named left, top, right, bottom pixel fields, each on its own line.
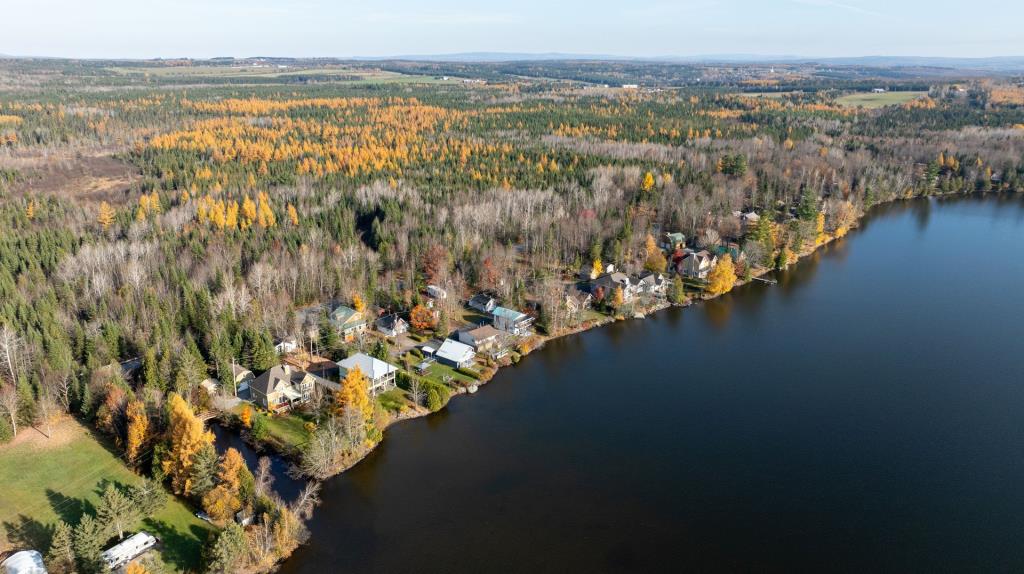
left=426, top=388, right=442, bottom=412
left=0, top=417, right=12, bottom=444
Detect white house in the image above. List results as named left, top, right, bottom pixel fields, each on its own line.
left=338, top=353, right=398, bottom=396
left=435, top=338, right=476, bottom=369
left=274, top=336, right=298, bottom=355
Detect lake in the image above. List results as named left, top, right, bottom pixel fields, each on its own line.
left=281, top=195, right=1024, bottom=573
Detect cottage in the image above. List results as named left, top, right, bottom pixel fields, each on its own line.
left=637, top=272, right=669, bottom=296
left=468, top=293, right=498, bottom=314
left=588, top=272, right=637, bottom=302
left=250, top=364, right=332, bottom=412
left=435, top=338, right=476, bottom=368
left=565, top=289, right=593, bottom=314
left=491, top=306, right=534, bottom=336
left=662, top=232, right=686, bottom=251
left=230, top=364, right=254, bottom=393
left=329, top=305, right=367, bottom=342
left=457, top=325, right=504, bottom=353
left=338, top=353, right=398, bottom=396
left=273, top=336, right=298, bottom=355
left=283, top=353, right=340, bottom=381
left=375, top=314, right=409, bottom=338
left=426, top=284, right=448, bottom=299
left=677, top=250, right=718, bottom=280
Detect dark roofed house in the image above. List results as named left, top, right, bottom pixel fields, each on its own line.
left=250, top=364, right=334, bottom=413
left=588, top=272, right=637, bottom=302
left=468, top=293, right=498, bottom=314
left=637, top=272, right=669, bottom=297
left=375, top=314, right=409, bottom=338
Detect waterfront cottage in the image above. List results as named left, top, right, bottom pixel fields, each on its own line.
left=491, top=306, right=534, bottom=336
left=637, top=272, right=669, bottom=296
left=330, top=305, right=368, bottom=342
left=435, top=338, right=476, bottom=368
left=251, top=364, right=333, bottom=412
left=338, top=352, right=399, bottom=396
left=457, top=324, right=505, bottom=353
left=677, top=250, right=718, bottom=280
left=565, top=289, right=593, bottom=314
left=588, top=272, right=637, bottom=302
left=375, top=314, right=409, bottom=338
left=468, top=293, right=498, bottom=314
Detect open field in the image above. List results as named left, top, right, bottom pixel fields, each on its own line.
left=835, top=91, right=928, bottom=108
left=0, top=419, right=209, bottom=572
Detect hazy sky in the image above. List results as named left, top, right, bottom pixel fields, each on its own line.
left=4, top=0, right=1023, bottom=59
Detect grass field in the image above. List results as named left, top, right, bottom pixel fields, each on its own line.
left=835, top=91, right=927, bottom=108
left=0, top=419, right=210, bottom=572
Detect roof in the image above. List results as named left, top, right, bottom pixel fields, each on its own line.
left=464, top=325, right=502, bottom=341
left=376, top=314, right=407, bottom=330
left=492, top=306, right=527, bottom=321
left=330, top=305, right=365, bottom=328
left=231, top=364, right=253, bottom=378
left=436, top=339, right=475, bottom=364
left=1, top=551, right=46, bottom=574
left=251, top=364, right=320, bottom=396
left=339, top=353, right=398, bottom=381
left=469, top=293, right=496, bottom=306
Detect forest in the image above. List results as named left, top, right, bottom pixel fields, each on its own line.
left=1, top=58, right=1023, bottom=573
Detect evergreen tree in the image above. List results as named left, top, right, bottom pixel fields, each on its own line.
left=46, top=521, right=76, bottom=574
left=206, top=522, right=247, bottom=573
left=97, top=483, right=136, bottom=541
left=188, top=443, right=219, bottom=499
left=72, top=514, right=105, bottom=574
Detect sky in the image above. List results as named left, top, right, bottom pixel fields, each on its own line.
left=2, top=0, right=1023, bottom=59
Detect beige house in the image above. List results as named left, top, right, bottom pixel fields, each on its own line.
left=250, top=364, right=332, bottom=413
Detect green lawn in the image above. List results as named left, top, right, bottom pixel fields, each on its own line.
left=835, top=91, right=927, bottom=109
left=262, top=412, right=313, bottom=449
left=376, top=389, right=410, bottom=413
left=0, top=420, right=210, bottom=572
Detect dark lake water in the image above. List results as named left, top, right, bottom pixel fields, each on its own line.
left=281, top=195, right=1024, bottom=573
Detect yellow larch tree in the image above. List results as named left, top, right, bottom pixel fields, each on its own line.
left=707, top=254, right=737, bottom=296
left=162, top=393, right=214, bottom=496
left=336, top=365, right=372, bottom=422
left=241, top=195, right=257, bottom=229
left=287, top=203, right=299, bottom=226
left=25, top=200, right=35, bottom=221
left=641, top=171, right=655, bottom=192
left=97, top=201, right=115, bottom=230
left=225, top=200, right=239, bottom=230
left=125, top=400, right=148, bottom=467
left=590, top=258, right=603, bottom=279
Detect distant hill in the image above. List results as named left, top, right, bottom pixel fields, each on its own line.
left=352, top=52, right=1024, bottom=71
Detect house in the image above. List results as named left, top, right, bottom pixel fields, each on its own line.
left=338, top=353, right=398, bottom=396
left=637, top=272, right=669, bottom=297
left=491, top=306, right=534, bottom=336
left=1, top=551, right=46, bottom=574
left=250, top=364, right=332, bottom=412
left=468, top=293, right=498, bottom=314
left=375, top=314, right=409, bottom=338
left=283, top=353, right=340, bottom=381
left=457, top=325, right=504, bottom=353
left=329, top=305, right=368, bottom=342
left=101, top=532, right=157, bottom=572
left=274, top=336, right=298, bottom=355
left=733, top=211, right=760, bottom=233
left=662, top=232, right=686, bottom=251
left=677, top=250, right=718, bottom=280
left=426, top=285, right=448, bottom=300
left=435, top=338, right=476, bottom=369
left=588, top=272, right=637, bottom=302
left=199, top=378, right=220, bottom=397
left=871, top=88, right=886, bottom=93
left=231, top=364, right=254, bottom=393
left=565, top=289, right=593, bottom=314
